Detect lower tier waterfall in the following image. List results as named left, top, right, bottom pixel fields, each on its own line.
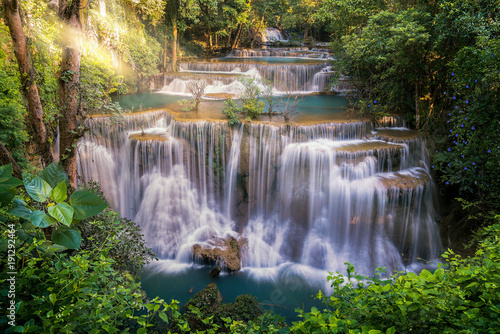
left=78, top=110, right=441, bottom=280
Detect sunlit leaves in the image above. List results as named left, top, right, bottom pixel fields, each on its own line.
left=23, top=174, right=53, bottom=203
left=48, top=203, right=74, bottom=227
left=51, top=181, right=68, bottom=203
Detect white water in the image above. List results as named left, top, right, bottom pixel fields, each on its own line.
left=79, top=46, right=441, bottom=281
left=78, top=112, right=442, bottom=280
left=263, top=28, right=288, bottom=42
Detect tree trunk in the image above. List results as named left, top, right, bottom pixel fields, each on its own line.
left=163, top=35, right=168, bottom=72
left=227, top=27, right=232, bottom=48
left=303, top=24, right=309, bottom=43
left=172, top=21, right=178, bottom=72
left=231, top=23, right=243, bottom=50
left=3, top=0, right=54, bottom=167
left=59, top=0, right=83, bottom=187
left=251, top=15, right=265, bottom=48
left=0, top=141, right=23, bottom=179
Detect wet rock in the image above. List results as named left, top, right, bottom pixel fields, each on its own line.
left=209, top=265, right=222, bottom=278
left=192, top=237, right=247, bottom=272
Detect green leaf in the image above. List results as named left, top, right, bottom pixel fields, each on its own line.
left=0, top=164, right=13, bottom=178
left=48, top=203, right=74, bottom=226
left=137, top=328, right=147, bottom=334
left=386, top=327, right=396, bottom=334
left=0, top=239, right=8, bottom=252
left=52, top=226, right=81, bottom=250
left=30, top=210, right=57, bottom=228
left=11, top=326, right=24, bottom=333
left=0, top=188, right=16, bottom=207
left=37, top=241, right=68, bottom=253
left=39, top=162, right=69, bottom=188
left=69, top=190, right=108, bottom=220
left=0, top=176, right=23, bottom=193
left=9, top=205, right=32, bottom=220
left=49, top=293, right=57, bottom=305
left=158, top=311, right=169, bottom=324
left=51, top=181, right=68, bottom=203
left=23, top=174, right=52, bottom=202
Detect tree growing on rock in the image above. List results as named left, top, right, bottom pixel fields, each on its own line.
left=187, top=79, right=208, bottom=112
left=277, top=91, right=303, bottom=124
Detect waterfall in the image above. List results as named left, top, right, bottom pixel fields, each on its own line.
left=263, top=28, right=287, bottom=42
left=227, top=48, right=331, bottom=59
left=78, top=111, right=442, bottom=278
left=178, top=61, right=327, bottom=92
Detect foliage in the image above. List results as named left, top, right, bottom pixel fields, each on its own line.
left=1, top=163, right=107, bottom=251
left=79, top=180, right=156, bottom=275
left=290, top=218, right=500, bottom=333
left=124, top=32, right=162, bottom=81
left=239, top=77, right=265, bottom=119
left=0, top=163, right=174, bottom=333
left=222, top=98, right=242, bottom=125
left=183, top=283, right=284, bottom=333
left=432, top=39, right=500, bottom=222
left=0, top=24, right=29, bottom=167
left=335, top=9, right=431, bottom=125
left=316, top=0, right=387, bottom=40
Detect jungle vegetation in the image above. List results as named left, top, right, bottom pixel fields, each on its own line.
left=0, top=0, right=499, bottom=332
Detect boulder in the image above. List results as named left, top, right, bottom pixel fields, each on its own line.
left=192, top=237, right=247, bottom=272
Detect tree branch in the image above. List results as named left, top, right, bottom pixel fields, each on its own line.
left=0, top=141, right=23, bottom=179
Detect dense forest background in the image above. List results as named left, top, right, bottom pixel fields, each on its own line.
left=1, top=0, right=499, bottom=332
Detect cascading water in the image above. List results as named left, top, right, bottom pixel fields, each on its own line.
left=263, top=28, right=288, bottom=42
left=78, top=112, right=442, bottom=280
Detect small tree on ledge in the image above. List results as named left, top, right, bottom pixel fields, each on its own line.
left=187, top=79, right=208, bottom=112
left=277, top=92, right=303, bottom=124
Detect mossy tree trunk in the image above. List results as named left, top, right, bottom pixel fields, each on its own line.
left=3, top=0, right=54, bottom=167
left=172, top=20, right=178, bottom=72
left=58, top=0, right=85, bottom=187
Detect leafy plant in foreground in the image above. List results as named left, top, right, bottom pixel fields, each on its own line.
left=2, top=162, right=107, bottom=250
left=290, top=217, right=500, bottom=334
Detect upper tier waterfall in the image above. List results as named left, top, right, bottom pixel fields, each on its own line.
left=78, top=111, right=441, bottom=278
left=151, top=44, right=348, bottom=95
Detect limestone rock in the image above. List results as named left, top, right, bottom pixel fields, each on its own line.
left=192, top=237, right=247, bottom=272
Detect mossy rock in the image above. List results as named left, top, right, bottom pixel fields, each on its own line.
left=185, top=284, right=262, bottom=332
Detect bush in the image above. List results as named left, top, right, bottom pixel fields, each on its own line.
left=290, top=217, right=500, bottom=333
left=0, top=163, right=171, bottom=333
left=239, top=77, right=265, bottom=119
left=222, top=99, right=242, bottom=125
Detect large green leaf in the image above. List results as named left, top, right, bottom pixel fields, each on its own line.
left=0, top=176, right=23, bottom=193
left=48, top=203, right=74, bottom=226
left=9, top=205, right=32, bottom=220
left=0, top=164, right=13, bottom=178
left=30, top=210, right=57, bottom=228
left=51, top=181, right=68, bottom=203
left=37, top=241, right=68, bottom=254
left=0, top=188, right=16, bottom=207
left=39, top=162, right=69, bottom=188
left=23, top=174, right=52, bottom=202
left=52, top=226, right=81, bottom=250
left=69, top=190, right=108, bottom=220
